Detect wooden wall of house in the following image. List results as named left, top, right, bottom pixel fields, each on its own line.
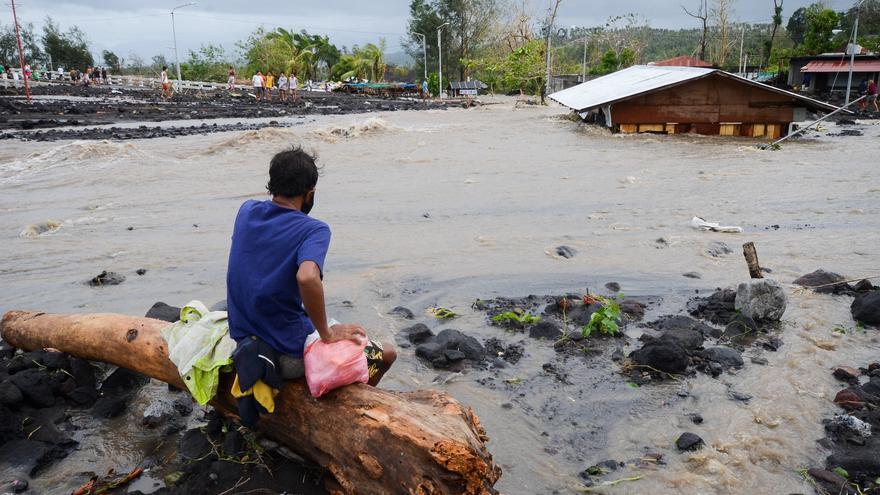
left=611, top=75, right=795, bottom=132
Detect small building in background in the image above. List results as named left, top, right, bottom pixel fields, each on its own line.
left=448, top=80, right=487, bottom=98
left=791, top=53, right=880, bottom=93
left=648, top=55, right=714, bottom=68
left=549, top=65, right=839, bottom=139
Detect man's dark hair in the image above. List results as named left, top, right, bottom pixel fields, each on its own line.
left=267, top=146, right=319, bottom=197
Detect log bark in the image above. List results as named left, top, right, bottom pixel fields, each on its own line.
left=0, top=311, right=501, bottom=494
left=742, top=242, right=764, bottom=279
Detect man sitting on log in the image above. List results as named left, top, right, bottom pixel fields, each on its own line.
left=226, top=147, right=396, bottom=387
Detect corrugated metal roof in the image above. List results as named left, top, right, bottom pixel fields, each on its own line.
left=549, top=65, right=714, bottom=111
left=448, top=80, right=487, bottom=90
left=649, top=55, right=713, bottom=68
left=549, top=65, right=840, bottom=113
left=801, top=59, right=880, bottom=73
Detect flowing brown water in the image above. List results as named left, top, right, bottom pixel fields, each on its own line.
left=1, top=98, right=879, bottom=494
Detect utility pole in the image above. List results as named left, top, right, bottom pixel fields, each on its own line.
left=10, top=0, right=31, bottom=102
left=412, top=32, right=427, bottom=83
left=845, top=0, right=866, bottom=106
left=738, top=25, right=745, bottom=75
left=170, top=3, right=196, bottom=85
left=581, top=36, right=588, bottom=82
left=438, top=22, right=449, bottom=99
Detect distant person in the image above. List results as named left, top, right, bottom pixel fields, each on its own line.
left=290, top=72, right=298, bottom=101
left=161, top=66, right=171, bottom=99
left=252, top=70, right=264, bottom=101
left=266, top=71, right=275, bottom=102
left=102, top=67, right=108, bottom=84
left=0, top=63, right=5, bottom=89
left=421, top=79, right=428, bottom=99
left=277, top=72, right=288, bottom=102
left=858, top=78, right=868, bottom=110
left=869, top=79, right=879, bottom=113
left=58, top=66, right=64, bottom=81
left=82, top=67, right=91, bottom=87
left=227, top=66, right=236, bottom=90
left=23, top=64, right=32, bottom=82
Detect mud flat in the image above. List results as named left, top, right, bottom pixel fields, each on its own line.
left=0, top=83, right=461, bottom=141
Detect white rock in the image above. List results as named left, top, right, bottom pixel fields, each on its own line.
left=735, top=278, right=787, bottom=321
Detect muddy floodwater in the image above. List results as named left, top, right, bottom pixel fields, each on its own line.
left=2, top=97, right=879, bottom=494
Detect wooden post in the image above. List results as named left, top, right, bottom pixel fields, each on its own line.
left=742, top=242, right=763, bottom=279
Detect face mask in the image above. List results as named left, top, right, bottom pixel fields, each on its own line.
left=301, top=191, right=315, bottom=215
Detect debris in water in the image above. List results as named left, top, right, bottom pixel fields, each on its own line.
left=690, top=216, right=743, bottom=233
left=87, top=271, right=126, bottom=287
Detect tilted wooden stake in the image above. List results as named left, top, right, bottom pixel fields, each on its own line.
left=0, top=311, right=501, bottom=495
left=742, top=242, right=764, bottom=279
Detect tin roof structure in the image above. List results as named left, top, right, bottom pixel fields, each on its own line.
left=549, top=65, right=839, bottom=113
left=801, top=59, right=880, bottom=73
left=448, top=80, right=487, bottom=90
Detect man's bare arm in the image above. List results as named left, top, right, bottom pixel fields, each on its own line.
left=297, top=261, right=364, bottom=343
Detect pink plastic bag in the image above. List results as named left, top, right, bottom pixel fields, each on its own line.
left=304, top=335, right=369, bottom=398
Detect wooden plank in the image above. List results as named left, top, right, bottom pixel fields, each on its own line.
left=638, top=124, right=665, bottom=133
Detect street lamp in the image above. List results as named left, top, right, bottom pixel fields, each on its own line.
left=437, top=22, right=449, bottom=99
left=411, top=32, right=427, bottom=83
left=845, top=0, right=868, bottom=106
left=170, top=2, right=196, bottom=84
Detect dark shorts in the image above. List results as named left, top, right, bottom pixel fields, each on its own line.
left=279, top=340, right=384, bottom=380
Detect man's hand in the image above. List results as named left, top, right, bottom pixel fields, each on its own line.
left=326, top=323, right=367, bottom=345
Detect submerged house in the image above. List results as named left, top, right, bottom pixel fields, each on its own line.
left=549, top=65, right=839, bottom=139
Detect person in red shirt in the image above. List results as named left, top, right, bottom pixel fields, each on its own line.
left=868, top=79, right=879, bottom=113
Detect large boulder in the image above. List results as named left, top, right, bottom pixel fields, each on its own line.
left=629, top=339, right=689, bottom=374
left=793, top=270, right=850, bottom=294
left=851, top=291, right=880, bottom=327
left=735, top=279, right=787, bottom=321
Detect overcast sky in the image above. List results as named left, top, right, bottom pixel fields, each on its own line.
left=5, top=0, right=862, bottom=65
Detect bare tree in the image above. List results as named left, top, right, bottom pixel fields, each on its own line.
left=710, top=0, right=735, bottom=67
left=682, top=0, right=709, bottom=61
left=454, top=0, right=500, bottom=80
left=543, top=0, right=562, bottom=103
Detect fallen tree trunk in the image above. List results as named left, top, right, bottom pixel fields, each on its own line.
left=0, top=311, right=501, bottom=494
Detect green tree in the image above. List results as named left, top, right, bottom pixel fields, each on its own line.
left=405, top=0, right=499, bottom=82
left=180, top=44, right=230, bottom=82
left=41, top=17, right=93, bottom=69
left=802, top=4, right=839, bottom=54
left=331, top=41, right=387, bottom=81
left=266, top=29, right=341, bottom=80
left=237, top=26, right=291, bottom=76
left=0, top=21, right=42, bottom=68
left=591, top=49, right=619, bottom=75
left=102, top=50, right=120, bottom=70
left=764, top=0, right=783, bottom=66
left=463, top=38, right=545, bottom=95
left=787, top=6, right=808, bottom=45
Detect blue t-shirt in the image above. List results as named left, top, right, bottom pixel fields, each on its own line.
left=226, top=199, right=331, bottom=357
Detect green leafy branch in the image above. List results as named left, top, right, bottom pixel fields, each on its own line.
left=582, top=294, right=623, bottom=338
